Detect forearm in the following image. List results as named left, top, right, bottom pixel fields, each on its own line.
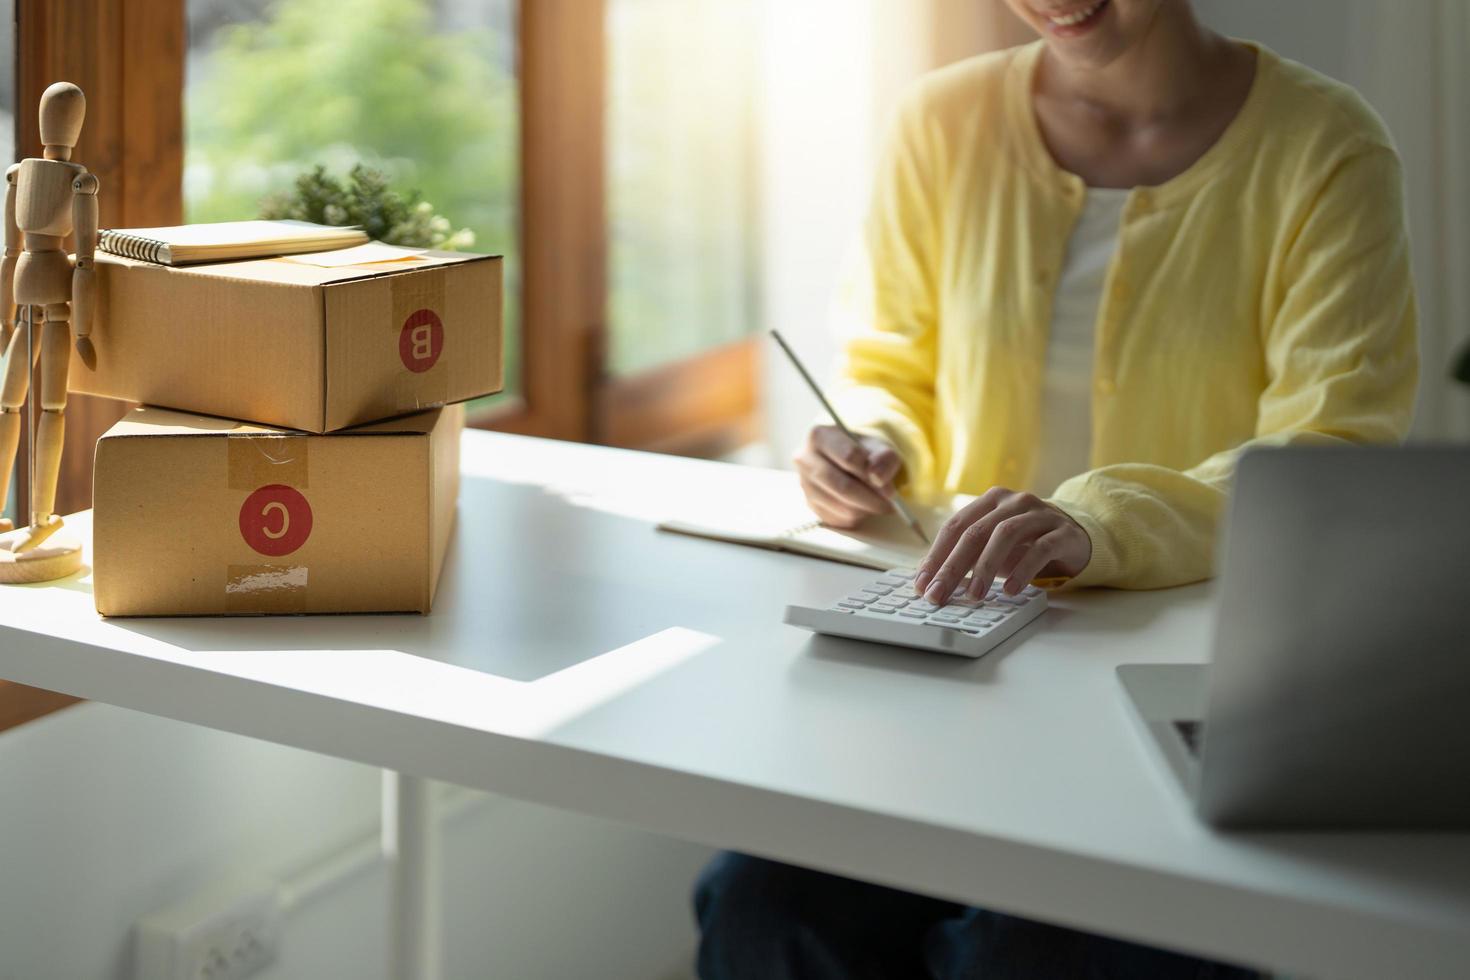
left=71, top=171, right=99, bottom=339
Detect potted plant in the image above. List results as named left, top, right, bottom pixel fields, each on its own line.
left=261, top=163, right=474, bottom=250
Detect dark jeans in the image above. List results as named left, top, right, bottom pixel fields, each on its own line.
left=694, top=853, right=1263, bottom=980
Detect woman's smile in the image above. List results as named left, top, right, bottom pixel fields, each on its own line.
left=1034, top=0, right=1113, bottom=37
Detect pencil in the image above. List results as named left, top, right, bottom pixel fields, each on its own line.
left=769, top=329, right=931, bottom=546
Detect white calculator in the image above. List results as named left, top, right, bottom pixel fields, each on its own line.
left=784, top=568, right=1049, bottom=658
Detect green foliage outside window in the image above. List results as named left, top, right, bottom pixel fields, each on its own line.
left=187, top=0, right=514, bottom=245
left=186, top=0, right=520, bottom=394
left=261, top=164, right=473, bottom=249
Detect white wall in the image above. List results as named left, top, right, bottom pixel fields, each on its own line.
left=0, top=701, right=711, bottom=979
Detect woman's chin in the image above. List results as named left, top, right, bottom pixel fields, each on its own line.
left=1043, top=30, right=1133, bottom=72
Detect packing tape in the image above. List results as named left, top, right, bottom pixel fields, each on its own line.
left=392, top=268, right=450, bottom=413
left=227, top=433, right=311, bottom=612
left=226, top=565, right=309, bottom=614
left=227, top=434, right=309, bottom=490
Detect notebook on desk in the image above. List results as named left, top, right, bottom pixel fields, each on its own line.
left=659, top=495, right=964, bottom=571
left=99, top=219, right=369, bottom=265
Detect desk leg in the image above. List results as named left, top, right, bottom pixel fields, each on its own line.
left=383, top=770, right=441, bottom=980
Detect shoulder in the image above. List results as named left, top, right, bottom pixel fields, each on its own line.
left=892, top=43, right=1029, bottom=137
left=882, top=43, right=1034, bottom=181
left=1256, top=46, right=1398, bottom=161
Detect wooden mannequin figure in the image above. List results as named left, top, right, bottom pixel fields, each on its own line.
left=0, top=81, right=97, bottom=583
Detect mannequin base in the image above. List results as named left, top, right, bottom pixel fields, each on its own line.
left=0, top=521, right=83, bottom=584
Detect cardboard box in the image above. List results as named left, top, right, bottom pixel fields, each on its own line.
left=72, top=248, right=502, bottom=432
left=92, top=404, right=462, bottom=616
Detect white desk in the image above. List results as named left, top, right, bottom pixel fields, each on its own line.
left=1, top=431, right=1467, bottom=980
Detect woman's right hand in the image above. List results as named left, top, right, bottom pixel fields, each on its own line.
left=794, top=425, right=905, bottom=528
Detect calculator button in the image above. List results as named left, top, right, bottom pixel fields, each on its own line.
left=968, top=611, right=1002, bottom=622
left=898, top=609, right=928, bottom=618
left=860, top=585, right=893, bottom=596
left=886, top=568, right=917, bottom=579
left=836, top=600, right=868, bottom=609
left=993, top=595, right=1026, bottom=606
left=910, top=600, right=939, bottom=612
left=829, top=607, right=855, bottom=613
left=1023, top=585, right=1043, bottom=597
left=929, top=614, right=960, bottom=624
left=874, top=597, right=908, bottom=609
left=893, top=586, right=919, bottom=598
left=875, top=575, right=906, bottom=587
left=864, top=606, right=896, bottom=614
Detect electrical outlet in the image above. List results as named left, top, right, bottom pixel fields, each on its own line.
left=135, top=875, right=284, bottom=980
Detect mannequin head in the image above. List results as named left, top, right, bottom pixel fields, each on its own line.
left=39, top=82, right=86, bottom=160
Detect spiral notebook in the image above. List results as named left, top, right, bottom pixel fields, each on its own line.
left=99, top=220, right=369, bottom=266
left=658, top=494, right=964, bottom=571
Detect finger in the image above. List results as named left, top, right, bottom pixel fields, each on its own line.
left=805, top=482, right=865, bottom=528
left=796, top=459, right=859, bottom=526
left=1002, top=527, right=1069, bottom=595
left=921, top=491, right=1039, bottom=600
left=915, top=488, right=1008, bottom=593
left=799, top=448, right=892, bottom=516
left=812, top=426, right=873, bottom=481
left=795, top=451, right=854, bottom=525
left=864, top=443, right=902, bottom=490
left=969, top=511, right=1058, bottom=598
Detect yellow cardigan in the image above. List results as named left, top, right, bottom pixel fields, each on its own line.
left=833, top=41, right=1419, bottom=590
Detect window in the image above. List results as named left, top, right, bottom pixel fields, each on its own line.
left=606, top=0, right=761, bottom=377
left=181, top=0, right=759, bottom=453
left=184, top=0, right=522, bottom=406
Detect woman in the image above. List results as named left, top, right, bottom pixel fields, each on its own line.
left=695, top=0, right=1417, bottom=976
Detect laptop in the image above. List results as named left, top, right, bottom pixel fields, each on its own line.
left=1118, top=445, right=1470, bottom=829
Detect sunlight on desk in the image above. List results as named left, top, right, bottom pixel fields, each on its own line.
left=129, top=627, right=722, bottom=740
left=514, top=627, right=720, bottom=737
left=459, top=438, right=799, bottom=528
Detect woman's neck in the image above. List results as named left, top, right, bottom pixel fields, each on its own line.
left=1037, top=3, right=1230, bottom=126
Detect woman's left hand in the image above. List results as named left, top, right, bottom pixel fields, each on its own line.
left=913, top=488, right=1092, bottom=603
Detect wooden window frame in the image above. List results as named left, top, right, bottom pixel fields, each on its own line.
left=473, top=0, right=759, bottom=458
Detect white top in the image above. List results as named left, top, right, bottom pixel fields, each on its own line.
left=1032, top=187, right=1130, bottom=496
left=2, top=433, right=1468, bottom=980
